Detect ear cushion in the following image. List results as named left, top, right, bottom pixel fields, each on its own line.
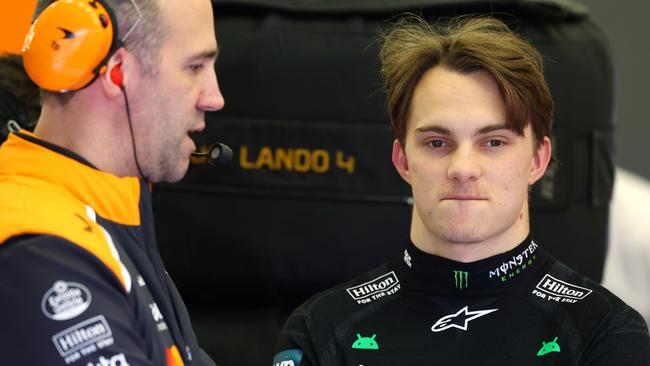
left=110, top=64, right=123, bottom=87
left=22, top=0, right=117, bottom=92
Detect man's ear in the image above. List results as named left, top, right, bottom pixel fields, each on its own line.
left=392, top=139, right=411, bottom=184
left=99, top=48, right=130, bottom=97
left=529, top=136, right=552, bottom=185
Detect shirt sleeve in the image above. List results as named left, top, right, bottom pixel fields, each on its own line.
left=0, top=235, right=156, bottom=366
left=579, top=304, right=650, bottom=366
left=273, top=306, right=319, bottom=366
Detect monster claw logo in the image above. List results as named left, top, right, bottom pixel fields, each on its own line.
left=351, top=334, right=379, bottom=350
left=537, top=337, right=561, bottom=356
left=453, top=271, right=469, bottom=290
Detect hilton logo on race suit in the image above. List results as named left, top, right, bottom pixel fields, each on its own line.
left=346, top=271, right=400, bottom=305
left=52, top=315, right=113, bottom=358
left=42, top=281, right=92, bottom=321
left=532, top=274, right=592, bottom=303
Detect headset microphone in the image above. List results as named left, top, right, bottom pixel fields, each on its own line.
left=191, top=143, right=233, bottom=166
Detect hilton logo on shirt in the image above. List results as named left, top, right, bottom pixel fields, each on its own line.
left=533, top=274, right=592, bottom=303
left=346, top=272, right=400, bottom=305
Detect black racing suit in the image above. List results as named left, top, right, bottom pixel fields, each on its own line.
left=0, top=132, right=215, bottom=366
left=274, top=237, right=650, bottom=365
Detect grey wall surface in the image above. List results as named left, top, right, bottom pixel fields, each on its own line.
left=576, top=0, right=650, bottom=179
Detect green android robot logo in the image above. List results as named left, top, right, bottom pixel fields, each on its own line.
left=351, top=334, right=379, bottom=350
left=537, top=337, right=561, bottom=356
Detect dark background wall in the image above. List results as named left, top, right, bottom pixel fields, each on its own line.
left=576, top=0, right=650, bottom=180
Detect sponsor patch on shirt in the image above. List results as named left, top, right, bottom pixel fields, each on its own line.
left=272, top=349, right=304, bottom=366
left=42, top=281, right=92, bottom=321
left=532, top=274, right=592, bottom=304
left=488, top=241, right=538, bottom=282
left=431, top=306, right=498, bottom=332
left=403, top=249, right=412, bottom=268
left=86, top=352, right=130, bottom=366
left=149, top=302, right=169, bottom=332
left=51, top=315, right=114, bottom=364
left=346, top=271, right=400, bottom=305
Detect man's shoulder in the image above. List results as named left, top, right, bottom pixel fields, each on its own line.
left=0, top=234, right=118, bottom=280
left=294, top=257, right=404, bottom=325
left=542, top=255, right=629, bottom=309
left=533, top=253, right=648, bottom=338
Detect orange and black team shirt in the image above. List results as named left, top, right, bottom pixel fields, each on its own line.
left=0, top=132, right=215, bottom=366
left=274, top=236, right=650, bottom=366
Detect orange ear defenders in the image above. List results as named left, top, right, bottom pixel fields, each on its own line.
left=22, top=0, right=119, bottom=92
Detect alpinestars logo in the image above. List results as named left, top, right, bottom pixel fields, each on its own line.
left=431, top=306, right=498, bottom=332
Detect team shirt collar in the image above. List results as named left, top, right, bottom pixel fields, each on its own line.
left=0, top=131, right=143, bottom=226
left=402, top=235, right=548, bottom=295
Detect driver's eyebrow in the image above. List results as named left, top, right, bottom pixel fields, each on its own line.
left=415, top=125, right=451, bottom=135
left=414, top=124, right=510, bottom=137
left=475, top=125, right=509, bottom=136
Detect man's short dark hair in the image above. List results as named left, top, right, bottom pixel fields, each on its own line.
left=0, top=54, right=41, bottom=130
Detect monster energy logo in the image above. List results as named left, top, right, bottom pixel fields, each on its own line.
left=453, top=271, right=469, bottom=290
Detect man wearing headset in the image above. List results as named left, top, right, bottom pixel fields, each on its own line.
left=273, top=16, right=650, bottom=366
left=0, top=0, right=223, bottom=365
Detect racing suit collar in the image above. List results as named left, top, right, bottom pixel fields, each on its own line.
left=403, top=235, right=548, bottom=295
left=0, top=131, right=143, bottom=226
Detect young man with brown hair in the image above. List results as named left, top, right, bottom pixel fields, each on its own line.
left=273, top=15, right=650, bottom=365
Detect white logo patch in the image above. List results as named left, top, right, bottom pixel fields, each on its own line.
left=42, top=281, right=92, bottom=321
left=149, top=302, right=168, bottom=332
left=52, top=315, right=113, bottom=360
left=532, top=274, right=593, bottom=303
left=346, top=271, right=400, bottom=305
left=431, top=306, right=498, bottom=332
left=403, top=249, right=412, bottom=268
left=86, top=353, right=130, bottom=366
